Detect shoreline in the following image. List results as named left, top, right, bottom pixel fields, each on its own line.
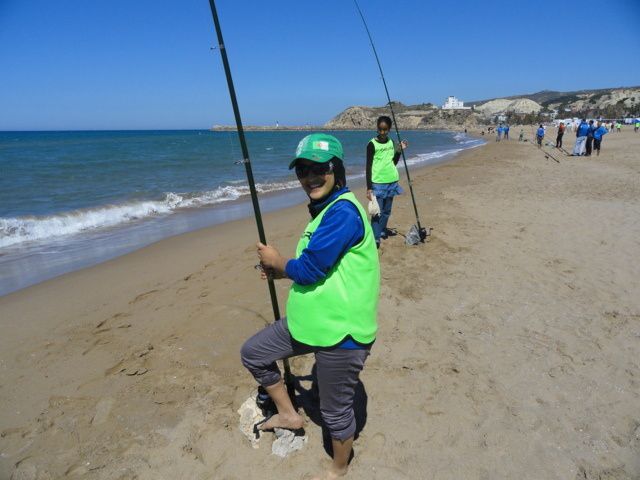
left=2, top=131, right=638, bottom=479
left=0, top=134, right=483, bottom=297
left=210, top=126, right=479, bottom=131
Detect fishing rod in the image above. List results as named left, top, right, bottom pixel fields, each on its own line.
left=207, top=0, right=295, bottom=401
left=353, top=0, right=428, bottom=243
left=528, top=126, right=560, bottom=163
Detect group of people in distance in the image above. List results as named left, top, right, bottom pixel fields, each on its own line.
left=494, top=123, right=510, bottom=141
left=569, top=119, right=610, bottom=156
left=244, top=116, right=405, bottom=479
left=533, top=119, right=616, bottom=156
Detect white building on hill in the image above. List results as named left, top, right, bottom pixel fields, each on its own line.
left=442, top=96, right=471, bottom=110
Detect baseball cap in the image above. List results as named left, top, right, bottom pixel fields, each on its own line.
left=289, top=133, right=344, bottom=169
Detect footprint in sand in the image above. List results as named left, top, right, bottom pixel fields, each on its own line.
left=95, top=312, right=131, bottom=330
left=82, top=337, right=111, bottom=356
left=129, top=289, right=159, bottom=305
left=104, top=344, right=153, bottom=376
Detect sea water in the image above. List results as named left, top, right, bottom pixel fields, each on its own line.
left=0, top=130, right=483, bottom=295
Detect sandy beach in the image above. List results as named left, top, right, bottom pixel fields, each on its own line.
left=1, top=130, right=639, bottom=479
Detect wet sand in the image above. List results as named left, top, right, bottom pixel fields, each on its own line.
left=1, top=130, right=639, bottom=479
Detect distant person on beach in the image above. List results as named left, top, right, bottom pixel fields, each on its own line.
left=573, top=119, right=589, bottom=155
left=585, top=120, right=596, bottom=156
left=504, top=125, right=510, bottom=140
left=616, top=122, right=622, bottom=133
left=496, top=124, right=503, bottom=142
left=366, top=116, right=407, bottom=248
left=634, top=120, right=639, bottom=132
left=244, top=133, right=379, bottom=480
left=593, top=122, right=608, bottom=156
left=556, top=122, right=565, bottom=148
left=536, top=125, right=544, bottom=148
left=519, top=129, right=524, bottom=141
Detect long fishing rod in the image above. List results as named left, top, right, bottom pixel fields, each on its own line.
left=353, top=0, right=427, bottom=242
left=207, top=0, right=295, bottom=399
left=528, top=126, right=560, bottom=163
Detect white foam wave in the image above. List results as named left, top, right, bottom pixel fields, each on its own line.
left=0, top=180, right=300, bottom=248
left=406, top=148, right=462, bottom=165
left=453, top=132, right=467, bottom=141
left=1, top=139, right=486, bottom=249
left=405, top=142, right=484, bottom=166
left=453, top=133, right=484, bottom=146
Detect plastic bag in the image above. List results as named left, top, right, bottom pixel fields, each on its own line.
left=405, top=224, right=421, bottom=245
left=368, top=196, right=380, bottom=217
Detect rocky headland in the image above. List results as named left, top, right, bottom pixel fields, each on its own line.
left=211, top=86, right=640, bottom=131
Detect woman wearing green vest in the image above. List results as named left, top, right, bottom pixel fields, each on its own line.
left=366, top=116, right=408, bottom=248
left=241, top=133, right=380, bottom=479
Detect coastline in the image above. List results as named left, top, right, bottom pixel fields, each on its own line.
left=0, top=132, right=482, bottom=296
left=1, top=131, right=638, bottom=479
left=211, top=126, right=478, bottom=131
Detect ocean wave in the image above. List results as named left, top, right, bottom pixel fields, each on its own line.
left=0, top=140, right=485, bottom=249
left=406, top=148, right=463, bottom=165
left=0, top=180, right=300, bottom=248
left=405, top=142, right=484, bottom=166
left=453, top=132, right=467, bottom=141
left=453, top=132, right=484, bottom=146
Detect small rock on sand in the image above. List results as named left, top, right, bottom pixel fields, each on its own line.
left=271, top=428, right=307, bottom=458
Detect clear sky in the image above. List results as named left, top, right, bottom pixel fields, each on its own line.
left=1, top=0, right=639, bottom=130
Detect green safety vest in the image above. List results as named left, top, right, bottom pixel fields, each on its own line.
left=286, top=192, right=380, bottom=347
left=371, top=137, right=399, bottom=184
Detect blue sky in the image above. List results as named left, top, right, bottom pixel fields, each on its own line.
left=1, top=0, right=639, bottom=130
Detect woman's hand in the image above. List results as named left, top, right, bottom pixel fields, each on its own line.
left=366, top=189, right=374, bottom=201
left=399, top=140, right=408, bottom=151
left=256, top=242, right=288, bottom=280
left=257, top=265, right=287, bottom=280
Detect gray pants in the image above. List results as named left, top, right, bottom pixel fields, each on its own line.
left=240, top=318, right=369, bottom=441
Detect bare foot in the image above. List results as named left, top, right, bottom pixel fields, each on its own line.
left=258, top=412, right=304, bottom=431
left=310, top=465, right=348, bottom=480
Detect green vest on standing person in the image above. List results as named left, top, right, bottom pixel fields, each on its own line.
left=286, top=191, right=380, bottom=347
left=370, top=137, right=399, bottom=184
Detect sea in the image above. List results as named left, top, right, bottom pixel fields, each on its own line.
left=0, top=130, right=484, bottom=296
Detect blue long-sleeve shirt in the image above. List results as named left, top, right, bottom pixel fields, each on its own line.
left=577, top=122, right=590, bottom=137
left=285, top=186, right=364, bottom=286
left=593, top=126, right=608, bottom=140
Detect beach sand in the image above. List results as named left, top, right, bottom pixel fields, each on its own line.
left=1, top=130, right=639, bottom=479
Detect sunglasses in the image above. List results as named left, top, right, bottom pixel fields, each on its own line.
left=295, top=161, right=333, bottom=178
left=377, top=126, right=390, bottom=133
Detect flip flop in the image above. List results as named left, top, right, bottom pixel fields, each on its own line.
left=253, top=414, right=274, bottom=439
left=253, top=416, right=306, bottom=439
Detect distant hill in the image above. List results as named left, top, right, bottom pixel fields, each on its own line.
left=467, top=86, right=640, bottom=112
left=324, top=87, right=640, bottom=129
left=323, top=102, right=477, bottom=130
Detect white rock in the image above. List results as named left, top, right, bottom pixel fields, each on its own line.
left=237, top=391, right=308, bottom=456
left=271, top=428, right=307, bottom=458
left=237, top=392, right=264, bottom=449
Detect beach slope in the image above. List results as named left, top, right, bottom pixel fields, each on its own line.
left=1, top=131, right=639, bottom=479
